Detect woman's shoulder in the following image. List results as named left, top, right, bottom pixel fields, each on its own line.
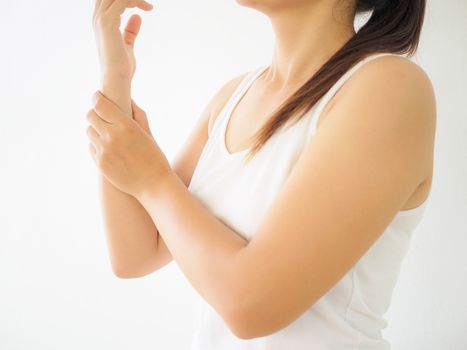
left=317, top=54, right=436, bottom=135
left=328, top=54, right=436, bottom=127
left=316, top=53, right=436, bottom=191
left=354, top=54, right=435, bottom=106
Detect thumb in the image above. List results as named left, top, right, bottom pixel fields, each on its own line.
left=123, top=14, right=142, bottom=48
left=131, top=99, right=152, bottom=135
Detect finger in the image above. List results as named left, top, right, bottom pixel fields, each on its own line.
left=131, top=99, right=151, bottom=131
left=92, top=91, right=127, bottom=124
left=87, top=108, right=111, bottom=136
left=123, top=14, right=142, bottom=47
left=105, top=0, right=154, bottom=19
left=130, top=98, right=144, bottom=119
left=86, top=125, right=102, bottom=151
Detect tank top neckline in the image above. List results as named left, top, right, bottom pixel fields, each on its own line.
left=219, top=52, right=403, bottom=159
left=216, top=52, right=429, bottom=216
left=220, top=65, right=269, bottom=158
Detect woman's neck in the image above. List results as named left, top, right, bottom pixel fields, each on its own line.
left=258, top=1, right=356, bottom=90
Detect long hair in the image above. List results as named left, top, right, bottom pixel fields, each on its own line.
left=242, top=0, right=426, bottom=163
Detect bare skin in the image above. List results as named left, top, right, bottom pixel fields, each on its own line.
left=87, top=0, right=436, bottom=340
left=224, top=0, right=432, bottom=209
left=90, top=0, right=251, bottom=276
left=223, top=60, right=433, bottom=211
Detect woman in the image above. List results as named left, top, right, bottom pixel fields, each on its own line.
left=86, top=0, right=436, bottom=348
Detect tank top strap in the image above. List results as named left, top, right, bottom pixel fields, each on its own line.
left=208, top=66, right=267, bottom=140
left=305, top=52, right=407, bottom=139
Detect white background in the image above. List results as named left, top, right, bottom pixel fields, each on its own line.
left=1, top=0, right=466, bottom=349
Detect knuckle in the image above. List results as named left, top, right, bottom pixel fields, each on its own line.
left=98, top=150, right=111, bottom=168
left=101, top=133, right=112, bottom=145
left=125, top=125, right=138, bottom=138
left=107, top=133, right=119, bottom=148
left=94, top=98, right=104, bottom=111
left=121, top=123, right=133, bottom=134
left=100, top=129, right=109, bottom=139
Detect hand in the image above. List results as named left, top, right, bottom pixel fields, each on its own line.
left=130, top=98, right=154, bottom=138
left=92, top=0, right=154, bottom=79
left=86, top=90, right=171, bottom=199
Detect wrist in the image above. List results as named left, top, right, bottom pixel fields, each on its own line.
left=136, top=170, right=178, bottom=208
left=100, top=71, right=133, bottom=85
left=98, top=77, right=133, bottom=116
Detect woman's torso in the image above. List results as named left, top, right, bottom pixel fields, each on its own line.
left=187, top=52, right=431, bottom=349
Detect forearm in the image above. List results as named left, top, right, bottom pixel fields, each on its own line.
left=98, top=74, right=159, bottom=275
left=100, top=74, right=132, bottom=116
left=136, top=171, right=250, bottom=320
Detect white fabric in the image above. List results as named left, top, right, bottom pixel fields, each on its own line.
left=187, top=53, right=430, bottom=350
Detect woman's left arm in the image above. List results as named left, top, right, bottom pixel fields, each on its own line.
left=87, top=57, right=436, bottom=340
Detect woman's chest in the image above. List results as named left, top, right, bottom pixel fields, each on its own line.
left=188, top=111, right=316, bottom=241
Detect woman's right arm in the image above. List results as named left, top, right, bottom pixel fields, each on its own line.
left=99, top=72, right=248, bottom=279
left=90, top=0, right=249, bottom=279
left=98, top=74, right=167, bottom=278
left=91, top=0, right=168, bottom=278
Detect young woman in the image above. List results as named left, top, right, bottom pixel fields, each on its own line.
left=86, top=0, right=436, bottom=348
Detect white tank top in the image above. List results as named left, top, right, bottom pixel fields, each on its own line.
left=187, top=52, right=430, bottom=349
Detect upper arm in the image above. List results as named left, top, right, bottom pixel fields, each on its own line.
left=151, top=72, right=249, bottom=270
left=228, top=56, right=436, bottom=338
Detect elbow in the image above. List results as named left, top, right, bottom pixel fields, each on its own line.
left=223, top=288, right=304, bottom=339
left=223, top=302, right=277, bottom=340
left=112, top=266, right=135, bottom=279
left=221, top=276, right=282, bottom=339
left=111, top=264, right=147, bottom=279
left=224, top=308, right=257, bottom=340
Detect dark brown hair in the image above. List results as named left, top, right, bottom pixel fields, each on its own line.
left=242, top=0, right=426, bottom=163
